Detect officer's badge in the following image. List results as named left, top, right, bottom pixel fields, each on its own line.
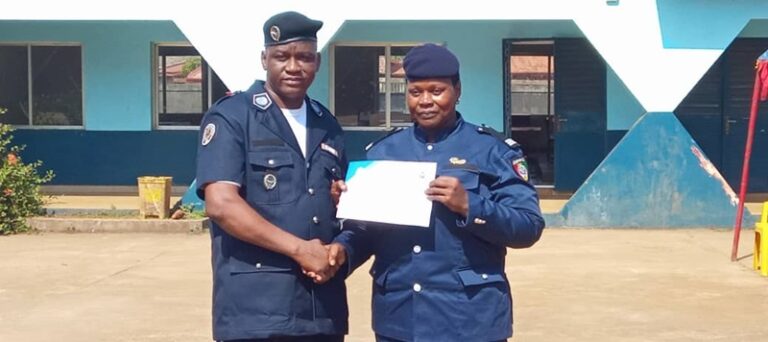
left=449, top=157, right=466, bottom=165
left=263, top=173, right=277, bottom=190
left=201, top=123, right=216, bottom=146
left=253, top=93, right=272, bottom=110
left=269, top=25, right=281, bottom=42
left=512, top=158, right=529, bottom=182
left=321, top=143, right=339, bottom=158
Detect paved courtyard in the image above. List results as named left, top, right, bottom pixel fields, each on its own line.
left=0, top=229, right=766, bottom=341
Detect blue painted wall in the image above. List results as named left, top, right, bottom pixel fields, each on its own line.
left=558, top=112, right=751, bottom=228
left=1, top=20, right=197, bottom=186
left=13, top=130, right=197, bottom=186
left=607, top=66, right=645, bottom=130
left=657, top=0, right=768, bottom=49
left=2, top=17, right=762, bottom=191
left=0, top=20, right=188, bottom=131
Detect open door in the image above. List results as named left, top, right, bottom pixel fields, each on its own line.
left=504, top=38, right=607, bottom=190
left=504, top=40, right=555, bottom=186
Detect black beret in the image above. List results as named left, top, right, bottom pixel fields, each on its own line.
left=263, top=11, right=323, bottom=46
left=403, top=43, right=460, bottom=80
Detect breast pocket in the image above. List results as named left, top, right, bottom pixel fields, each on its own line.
left=315, top=150, right=344, bottom=182
left=247, top=149, right=300, bottom=204
left=439, top=166, right=480, bottom=192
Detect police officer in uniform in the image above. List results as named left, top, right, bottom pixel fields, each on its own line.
left=196, top=11, right=348, bottom=342
left=333, top=44, right=545, bottom=342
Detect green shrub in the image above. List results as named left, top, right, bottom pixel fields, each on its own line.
left=182, top=57, right=202, bottom=77
left=0, top=108, right=55, bottom=234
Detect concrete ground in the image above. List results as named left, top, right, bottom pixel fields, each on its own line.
left=1, top=229, right=767, bottom=341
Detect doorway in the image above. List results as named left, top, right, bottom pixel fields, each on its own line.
left=676, top=38, right=768, bottom=192
left=503, top=38, right=607, bottom=190
left=503, top=40, right=555, bottom=185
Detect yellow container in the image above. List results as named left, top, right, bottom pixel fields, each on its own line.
left=137, top=176, right=172, bottom=219
left=753, top=202, right=768, bottom=276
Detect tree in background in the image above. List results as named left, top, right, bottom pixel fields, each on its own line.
left=0, top=108, right=54, bottom=234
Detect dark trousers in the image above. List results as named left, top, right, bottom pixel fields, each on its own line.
left=223, top=335, right=344, bottom=342
left=376, top=334, right=506, bottom=342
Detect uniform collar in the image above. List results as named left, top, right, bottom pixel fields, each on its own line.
left=247, top=80, right=267, bottom=93
left=414, top=112, right=464, bottom=143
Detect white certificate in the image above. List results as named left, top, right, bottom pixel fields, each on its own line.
left=336, top=160, right=437, bottom=227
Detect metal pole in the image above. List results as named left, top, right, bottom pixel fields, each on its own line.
left=731, top=60, right=765, bottom=262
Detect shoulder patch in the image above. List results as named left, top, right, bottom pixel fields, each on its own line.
left=365, top=127, right=406, bottom=151
left=201, top=123, right=216, bottom=146
left=253, top=92, right=272, bottom=110
left=512, top=157, right=529, bottom=182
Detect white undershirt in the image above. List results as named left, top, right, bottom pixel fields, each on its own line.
left=280, top=102, right=308, bottom=158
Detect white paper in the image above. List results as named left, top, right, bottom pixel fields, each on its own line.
left=336, top=160, right=437, bottom=227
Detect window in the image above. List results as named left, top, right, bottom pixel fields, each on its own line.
left=155, top=45, right=228, bottom=128
left=0, top=44, right=83, bottom=127
left=332, top=44, right=417, bottom=129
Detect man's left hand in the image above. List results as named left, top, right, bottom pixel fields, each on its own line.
left=304, top=243, right=347, bottom=284
left=330, top=180, right=347, bottom=206
left=426, top=176, right=469, bottom=217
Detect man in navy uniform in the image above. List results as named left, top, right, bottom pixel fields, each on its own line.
left=196, top=11, right=348, bottom=342
left=333, top=44, right=545, bottom=341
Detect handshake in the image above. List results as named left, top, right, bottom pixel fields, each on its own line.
left=292, top=239, right=347, bottom=284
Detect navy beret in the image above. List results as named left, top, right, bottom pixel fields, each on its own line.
left=403, top=43, right=460, bottom=80
left=263, top=11, right=323, bottom=46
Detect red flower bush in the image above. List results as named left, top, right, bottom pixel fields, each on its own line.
left=1, top=108, right=54, bottom=234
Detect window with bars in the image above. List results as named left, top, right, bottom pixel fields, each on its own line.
left=155, top=45, right=228, bottom=128
left=332, top=44, right=418, bottom=129
left=0, top=44, right=83, bottom=127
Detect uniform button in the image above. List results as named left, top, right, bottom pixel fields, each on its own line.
left=412, top=245, right=422, bottom=254
left=331, top=167, right=337, bottom=173
left=312, top=216, right=319, bottom=224
left=306, top=162, right=311, bottom=169
left=413, top=283, right=422, bottom=292
left=268, top=159, right=275, bottom=166
left=481, top=273, right=488, bottom=280
left=426, top=144, right=434, bottom=151
left=308, top=188, right=315, bottom=195
left=256, top=263, right=262, bottom=269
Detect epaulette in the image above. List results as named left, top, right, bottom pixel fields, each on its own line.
left=364, top=127, right=406, bottom=151
left=477, top=124, right=520, bottom=148
left=212, top=91, right=241, bottom=106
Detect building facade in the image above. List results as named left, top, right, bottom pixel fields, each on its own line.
left=1, top=3, right=767, bottom=201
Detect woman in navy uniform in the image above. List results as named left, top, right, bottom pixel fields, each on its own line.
left=333, top=44, right=545, bottom=342
left=196, top=11, right=348, bottom=342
